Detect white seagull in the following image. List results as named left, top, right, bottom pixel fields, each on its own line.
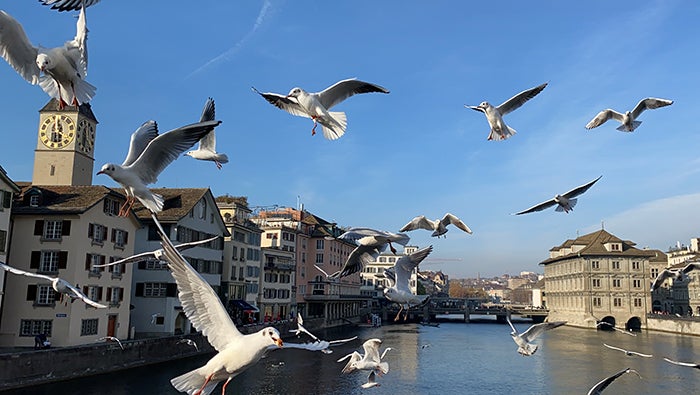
left=663, top=357, right=700, bottom=369
left=506, top=316, right=566, bottom=356
left=383, top=245, right=434, bottom=321
left=177, top=338, right=199, bottom=352
left=596, top=321, right=636, bottom=337
left=337, top=338, right=391, bottom=381
left=361, top=371, right=381, bottom=389
left=0, top=261, right=106, bottom=308
left=185, top=98, right=229, bottom=169
left=97, top=336, right=124, bottom=351
left=96, top=119, right=221, bottom=216
left=466, top=82, right=547, bottom=141
left=650, top=262, right=700, bottom=291
left=284, top=313, right=357, bottom=354
left=315, top=228, right=410, bottom=279
left=154, top=216, right=283, bottom=395
left=602, top=343, right=652, bottom=358
left=399, top=213, right=472, bottom=237
left=252, top=78, right=389, bottom=140
left=0, top=6, right=95, bottom=109
left=514, top=175, right=602, bottom=215
left=39, top=0, right=102, bottom=11
left=585, top=98, right=673, bottom=132
left=92, top=236, right=220, bottom=268
left=587, top=368, right=641, bottom=395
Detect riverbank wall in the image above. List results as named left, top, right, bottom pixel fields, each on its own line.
left=647, top=314, right=700, bottom=336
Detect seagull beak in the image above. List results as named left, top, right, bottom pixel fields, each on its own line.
left=96, top=170, right=104, bottom=175
left=274, top=337, right=283, bottom=347
left=466, top=105, right=482, bottom=112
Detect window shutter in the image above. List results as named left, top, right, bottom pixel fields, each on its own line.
left=83, top=286, right=88, bottom=296
left=135, top=283, right=144, bottom=297
left=30, top=251, right=40, bottom=269
left=121, top=264, right=126, bottom=275
left=124, top=231, right=128, bottom=245
left=106, top=288, right=112, bottom=302
left=88, top=223, right=94, bottom=238
left=85, top=254, right=91, bottom=270
left=103, top=226, right=108, bottom=241
left=62, top=221, right=71, bottom=236
left=2, top=191, right=11, bottom=208
left=33, top=220, right=44, bottom=236
left=26, top=284, right=37, bottom=301
left=100, top=256, right=106, bottom=271
left=98, top=287, right=103, bottom=300
left=138, top=261, right=146, bottom=270
left=103, top=199, right=109, bottom=213
left=166, top=283, right=178, bottom=297
left=111, top=229, right=116, bottom=242
left=58, top=251, right=68, bottom=269
left=119, top=288, right=124, bottom=301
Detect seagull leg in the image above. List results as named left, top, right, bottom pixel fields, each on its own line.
left=311, top=117, right=318, bottom=136
left=194, top=373, right=214, bottom=395
left=394, top=305, right=403, bottom=322
left=117, top=198, right=129, bottom=217
left=215, top=161, right=222, bottom=170
left=70, top=82, right=79, bottom=106
left=389, top=243, right=397, bottom=255
left=220, top=377, right=232, bottom=395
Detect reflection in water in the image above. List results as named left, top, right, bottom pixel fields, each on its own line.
left=5, top=319, right=700, bottom=394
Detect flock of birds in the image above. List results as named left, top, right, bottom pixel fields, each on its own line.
left=0, top=1, right=694, bottom=394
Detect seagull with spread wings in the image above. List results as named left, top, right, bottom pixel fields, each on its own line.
left=663, top=357, right=700, bottom=369
left=587, top=368, right=641, bottom=395
left=383, top=245, right=433, bottom=321
left=337, top=338, right=391, bottom=385
left=281, top=313, right=357, bottom=354
left=97, top=336, right=124, bottom=351
left=92, top=236, right=219, bottom=269
left=252, top=78, right=389, bottom=140
left=39, top=0, right=101, bottom=11
left=399, top=213, right=472, bottom=238
left=177, top=338, right=199, bottom=352
left=650, top=262, right=700, bottom=291
left=586, top=98, right=673, bottom=132
left=596, top=321, right=636, bottom=337
left=97, top=119, right=221, bottom=216
left=506, top=316, right=566, bottom=356
left=514, top=175, right=602, bottom=215
left=602, top=343, right=653, bottom=358
left=185, top=98, right=229, bottom=169
left=0, top=261, right=106, bottom=308
left=0, top=5, right=94, bottom=109
left=466, top=82, right=547, bottom=141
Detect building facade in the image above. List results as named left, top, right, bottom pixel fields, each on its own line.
left=0, top=166, right=20, bottom=308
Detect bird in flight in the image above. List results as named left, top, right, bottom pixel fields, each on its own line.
left=585, top=97, right=673, bottom=132
left=514, top=175, right=602, bottom=215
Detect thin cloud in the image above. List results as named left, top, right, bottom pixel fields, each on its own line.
left=186, top=0, right=273, bottom=78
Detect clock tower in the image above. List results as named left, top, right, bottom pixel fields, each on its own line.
left=32, top=99, right=98, bottom=186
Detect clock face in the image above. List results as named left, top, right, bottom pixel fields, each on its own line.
left=76, top=119, right=95, bottom=154
left=39, top=115, right=76, bottom=149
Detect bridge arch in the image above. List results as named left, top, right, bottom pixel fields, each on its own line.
left=598, top=316, right=616, bottom=330
left=625, top=316, right=642, bottom=332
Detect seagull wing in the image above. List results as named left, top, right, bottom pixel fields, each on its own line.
left=156, top=215, right=242, bottom=352
left=681, top=262, right=700, bottom=274
left=316, top=78, right=389, bottom=110
left=62, top=281, right=107, bottom=308
left=277, top=340, right=331, bottom=352
left=91, top=251, right=156, bottom=268
left=587, top=368, right=639, bottom=395
left=121, top=121, right=159, bottom=167
left=197, top=97, right=216, bottom=151
left=505, top=316, right=518, bottom=334
left=394, top=246, right=433, bottom=292
left=602, top=343, right=627, bottom=353
left=63, top=4, right=88, bottom=78
left=631, top=97, right=673, bottom=119
left=520, top=321, right=566, bottom=342
left=663, top=357, right=700, bottom=368
left=561, top=175, right=602, bottom=199
left=362, top=339, right=383, bottom=363
left=400, top=216, right=434, bottom=232
left=328, top=336, right=358, bottom=346
left=585, top=110, right=624, bottom=129
left=442, top=213, right=472, bottom=234
left=513, top=198, right=558, bottom=215
left=252, top=87, right=310, bottom=118
left=630, top=350, right=653, bottom=358
left=332, top=244, right=382, bottom=279
left=128, top=120, right=221, bottom=185
left=39, top=0, right=101, bottom=11
left=496, top=82, right=547, bottom=115
left=0, top=11, right=41, bottom=84
left=651, top=269, right=676, bottom=291
left=338, top=351, right=363, bottom=374
left=0, top=262, right=57, bottom=282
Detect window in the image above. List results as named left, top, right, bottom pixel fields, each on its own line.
left=246, top=282, right=259, bottom=294
left=198, top=200, right=207, bottom=219
left=88, top=223, right=107, bottom=244
left=246, top=266, right=260, bottom=277
left=43, top=220, right=63, bottom=240
left=103, top=198, right=120, bottom=216
left=234, top=231, right=246, bottom=243
left=316, top=239, right=324, bottom=249
left=232, top=246, right=238, bottom=260
left=612, top=279, right=621, bottom=288
left=632, top=261, right=640, bottom=270
left=613, top=298, right=622, bottom=307
left=592, top=279, right=601, bottom=288
left=651, top=268, right=659, bottom=279
left=591, top=261, right=599, bottom=270
left=107, top=287, right=123, bottom=306
left=0, top=230, right=6, bottom=253
left=592, top=297, right=602, bottom=307
left=20, top=320, right=52, bottom=337
left=80, top=319, right=98, bottom=336
left=2, top=190, right=12, bottom=209
left=86, top=286, right=102, bottom=303
left=144, top=282, right=167, bottom=297
left=633, top=298, right=643, bottom=307
left=111, top=229, right=128, bottom=248
left=144, top=258, right=168, bottom=270
left=612, top=261, right=620, bottom=270
left=40, top=251, right=60, bottom=273
left=36, top=285, right=55, bottom=305
left=611, top=243, right=620, bottom=251
left=633, top=279, right=641, bottom=288
left=315, top=253, right=324, bottom=264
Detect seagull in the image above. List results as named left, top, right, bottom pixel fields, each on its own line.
left=587, top=368, right=641, bottom=395
left=185, top=98, right=229, bottom=169
left=91, top=236, right=219, bottom=268
left=271, top=336, right=358, bottom=355
left=650, top=262, right=700, bottom=291
left=177, top=338, right=199, bottom=352
left=97, top=336, right=124, bottom=351
left=466, top=82, right=547, bottom=141
left=596, top=321, right=636, bottom=337
left=506, top=316, right=566, bottom=356
left=383, top=246, right=434, bottom=321
left=514, top=175, right=602, bottom=215
left=585, top=98, right=673, bottom=132
left=289, top=313, right=318, bottom=340
left=252, top=78, right=389, bottom=140
left=0, top=6, right=95, bottom=109
left=337, top=338, right=390, bottom=379
left=361, top=371, right=381, bottom=389
left=315, top=228, right=410, bottom=279
left=150, top=313, right=160, bottom=325
left=39, top=0, right=102, bottom=11
left=399, top=213, right=472, bottom=237
left=96, top=119, right=221, bottom=217
left=0, top=261, right=106, bottom=308
left=602, top=343, right=652, bottom=358
left=153, top=215, right=283, bottom=395
left=663, top=357, right=700, bottom=369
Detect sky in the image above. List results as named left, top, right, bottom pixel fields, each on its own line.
left=1, top=1, right=699, bottom=278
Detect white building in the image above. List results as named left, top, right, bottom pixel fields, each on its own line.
left=0, top=166, right=20, bottom=308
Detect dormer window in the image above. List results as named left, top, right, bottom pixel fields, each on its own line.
left=604, top=242, right=622, bottom=252
left=29, top=195, right=40, bottom=207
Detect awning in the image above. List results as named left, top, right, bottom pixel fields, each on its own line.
left=229, top=299, right=259, bottom=313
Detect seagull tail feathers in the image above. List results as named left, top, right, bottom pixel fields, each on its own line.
left=377, top=361, right=389, bottom=375
left=141, top=192, right=164, bottom=214
left=617, top=121, right=641, bottom=132
left=171, top=368, right=216, bottom=395
left=321, top=111, right=347, bottom=140
left=568, top=198, right=578, bottom=210
left=216, top=153, right=229, bottom=164
left=504, top=125, right=517, bottom=139
left=72, top=77, right=97, bottom=105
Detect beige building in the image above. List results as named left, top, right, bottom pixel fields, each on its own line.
left=540, top=229, right=656, bottom=330
left=361, top=246, right=420, bottom=297
left=0, top=166, right=20, bottom=308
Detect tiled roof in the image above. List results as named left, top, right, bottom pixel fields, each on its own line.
left=12, top=184, right=126, bottom=215
left=540, top=229, right=656, bottom=265
left=39, top=99, right=98, bottom=123
left=132, top=188, right=209, bottom=222
left=0, top=166, right=20, bottom=192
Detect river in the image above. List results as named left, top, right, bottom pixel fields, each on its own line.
left=4, top=317, right=700, bottom=394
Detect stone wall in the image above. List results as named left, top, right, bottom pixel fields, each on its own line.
left=647, top=315, right=700, bottom=336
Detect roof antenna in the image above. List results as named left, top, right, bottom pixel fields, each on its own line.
left=601, top=220, right=604, bottom=230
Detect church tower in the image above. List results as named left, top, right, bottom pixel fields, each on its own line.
left=32, top=100, right=98, bottom=186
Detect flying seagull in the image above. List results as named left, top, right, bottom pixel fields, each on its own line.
left=185, top=97, right=229, bottom=169
left=399, top=213, right=472, bottom=237
left=252, top=78, right=389, bottom=140
left=383, top=245, right=434, bottom=321
left=514, top=175, right=602, bottom=215
left=596, top=321, right=636, bottom=337
left=337, top=338, right=391, bottom=384
left=153, top=215, right=283, bottom=395
left=270, top=336, right=358, bottom=355
left=602, top=343, right=652, bottom=358
left=585, top=98, right=673, bottom=132
left=0, top=6, right=95, bottom=109
left=39, top=0, right=102, bottom=11
left=0, top=261, right=106, bottom=308
left=466, top=82, right=547, bottom=141
left=92, top=236, right=219, bottom=268
left=587, top=368, right=641, bottom=395
left=361, top=371, right=381, bottom=389
left=97, top=336, right=124, bottom=351
left=663, top=357, right=700, bottom=369
left=506, top=316, right=566, bottom=356
left=97, top=119, right=221, bottom=216
left=177, top=338, right=199, bottom=352
left=650, top=262, right=700, bottom=291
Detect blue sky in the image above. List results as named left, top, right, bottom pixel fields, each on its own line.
left=1, top=1, right=699, bottom=278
